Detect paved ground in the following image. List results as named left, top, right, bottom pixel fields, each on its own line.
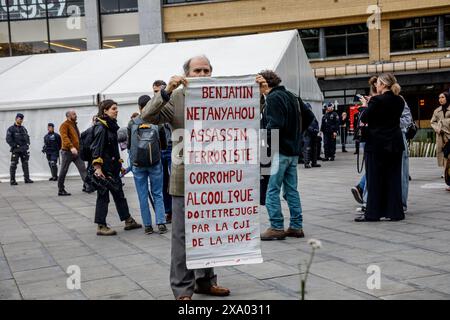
left=1, top=150, right=450, bottom=300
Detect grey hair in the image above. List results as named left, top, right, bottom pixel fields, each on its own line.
left=183, top=55, right=213, bottom=76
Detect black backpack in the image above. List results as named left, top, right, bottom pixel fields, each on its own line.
left=79, top=126, right=95, bottom=162
left=130, top=118, right=161, bottom=167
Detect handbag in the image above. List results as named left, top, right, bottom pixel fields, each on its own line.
left=443, top=140, right=450, bottom=159
left=405, top=122, right=418, bottom=140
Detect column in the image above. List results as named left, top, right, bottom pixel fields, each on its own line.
left=138, top=0, right=164, bottom=45
left=84, top=0, right=102, bottom=50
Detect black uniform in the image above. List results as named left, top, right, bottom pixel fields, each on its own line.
left=43, top=132, right=62, bottom=180
left=6, top=124, right=32, bottom=184
left=303, top=118, right=320, bottom=167
left=321, top=111, right=340, bottom=160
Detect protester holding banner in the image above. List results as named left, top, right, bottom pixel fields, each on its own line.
left=258, top=70, right=305, bottom=241
left=141, top=55, right=231, bottom=300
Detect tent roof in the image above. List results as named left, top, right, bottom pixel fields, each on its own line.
left=0, top=30, right=323, bottom=111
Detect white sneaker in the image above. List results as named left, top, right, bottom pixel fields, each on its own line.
left=355, top=206, right=366, bottom=214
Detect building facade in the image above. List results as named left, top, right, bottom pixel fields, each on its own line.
left=1, top=0, right=450, bottom=124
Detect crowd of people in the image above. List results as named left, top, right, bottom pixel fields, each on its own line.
left=4, top=54, right=450, bottom=300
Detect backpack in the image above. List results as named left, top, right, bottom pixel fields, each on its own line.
left=129, top=117, right=161, bottom=167
left=79, top=126, right=95, bottom=162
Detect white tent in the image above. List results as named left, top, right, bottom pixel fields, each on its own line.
left=0, top=30, right=323, bottom=180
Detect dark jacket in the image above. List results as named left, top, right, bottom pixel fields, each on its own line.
left=306, top=118, right=320, bottom=136
left=43, top=132, right=62, bottom=155
left=6, top=124, right=30, bottom=153
left=340, top=115, right=350, bottom=129
left=264, top=85, right=302, bottom=156
left=321, top=111, right=339, bottom=134
left=361, top=91, right=405, bottom=153
left=91, top=117, right=123, bottom=177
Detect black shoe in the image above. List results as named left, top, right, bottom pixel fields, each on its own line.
left=354, top=151, right=358, bottom=155
left=58, top=190, right=71, bottom=196
left=10, top=180, right=18, bottom=186
left=354, top=215, right=379, bottom=222
left=144, top=226, right=154, bottom=235
left=322, top=158, right=329, bottom=162
left=165, top=213, right=172, bottom=224
left=304, top=163, right=312, bottom=169
left=342, top=150, right=348, bottom=153
left=82, top=187, right=95, bottom=194
left=329, top=157, right=335, bottom=161
left=158, top=224, right=168, bottom=234
left=24, top=179, right=34, bottom=184
left=311, top=163, right=322, bottom=168
left=389, top=217, right=405, bottom=222
left=351, top=186, right=364, bottom=204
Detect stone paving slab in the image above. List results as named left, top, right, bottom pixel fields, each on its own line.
left=1, top=151, right=450, bottom=300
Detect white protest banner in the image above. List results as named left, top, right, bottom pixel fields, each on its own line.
left=184, top=75, right=263, bottom=269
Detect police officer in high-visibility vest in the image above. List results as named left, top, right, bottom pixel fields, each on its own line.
left=321, top=103, right=340, bottom=161
left=42, top=123, right=62, bottom=181
left=6, top=113, right=34, bottom=185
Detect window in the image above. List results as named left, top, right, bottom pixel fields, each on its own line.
left=445, top=15, right=450, bottom=47
left=300, top=24, right=368, bottom=59
left=164, top=0, right=212, bottom=4
left=102, top=34, right=140, bottom=49
left=299, top=29, right=320, bottom=59
left=100, top=0, right=138, bottom=14
left=324, top=24, right=368, bottom=57
left=391, top=17, right=439, bottom=52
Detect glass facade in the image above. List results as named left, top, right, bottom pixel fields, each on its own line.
left=300, top=24, right=369, bottom=59
left=0, top=0, right=141, bottom=57
left=390, top=15, right=447, bottom=52
left=0, top=0, right=85, bottom=21
left=102, top=34, right=139, bottom=49
left=99, top=0, right=138, bottom=14
left=164, top=0, right=211, bottom=4
left=0, top=0, right=87, bottom=56
left=445, top=15, right=450, bottom=47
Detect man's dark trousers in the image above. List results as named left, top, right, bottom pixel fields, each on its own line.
left=58, top=150, right=88, bottom=191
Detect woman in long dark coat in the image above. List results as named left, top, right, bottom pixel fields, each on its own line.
left=355, top=73, right=405, bottom=222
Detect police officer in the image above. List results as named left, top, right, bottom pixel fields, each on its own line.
left=321, top=103, right=340, bottom=161
left=6, top=113, right=33, bottom=185
left=42, top=123, right=62, bottom=181
left=303, top=103, right=322, bottom=169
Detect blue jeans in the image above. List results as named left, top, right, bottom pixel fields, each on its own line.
left=401, top=132, right=409, bottom=209
left=132, top=163, right=166, bottom=227
left=265, top=153, right=303, bottom=230
left=358, top=174, right=368, bottom=204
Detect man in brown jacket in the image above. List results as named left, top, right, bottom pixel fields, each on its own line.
left=58, top=110, right=90, bottom=196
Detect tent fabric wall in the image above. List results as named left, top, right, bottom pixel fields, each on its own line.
left=0, top=30, right=323, bottom=180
